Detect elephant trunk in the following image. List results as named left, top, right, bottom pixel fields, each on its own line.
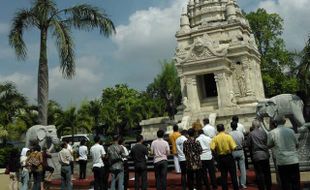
left=256, top=116, right=270, bottom=134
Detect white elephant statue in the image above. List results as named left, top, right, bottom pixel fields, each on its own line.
left=25, top=125, right=59, bottom=152
left=256, top=94, right=309, bottom=132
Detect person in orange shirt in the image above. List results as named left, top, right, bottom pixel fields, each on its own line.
left=169, top=124, right=181, bottom=173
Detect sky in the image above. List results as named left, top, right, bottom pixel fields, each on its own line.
left=0, top=0, right=310, bottom=107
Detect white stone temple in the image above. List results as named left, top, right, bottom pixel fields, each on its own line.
left=174, top=0, right=265, bottom=130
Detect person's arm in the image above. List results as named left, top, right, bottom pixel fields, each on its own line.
left=166, top=141, right=170, bottom=155
left=267, top=132, right=275, bottom=148
left=150, top=142, right=154, bottom=155
left=229, top=136, right=237, bottom=151
left=210, top=138, right=216, bottom=152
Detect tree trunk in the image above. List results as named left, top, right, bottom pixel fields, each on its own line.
left=38, top=28, right=48, bottom=125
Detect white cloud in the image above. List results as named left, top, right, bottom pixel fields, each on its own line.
left=49, top=55, right=105, bottom=105
left=112, top=0, right=186, bottom=63
left=259, top=0, right=310, bottom=50
left=0, top=72, right=36, bottom=102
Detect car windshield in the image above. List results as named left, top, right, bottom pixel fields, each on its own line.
left=62, top=136, right=87, bottom=143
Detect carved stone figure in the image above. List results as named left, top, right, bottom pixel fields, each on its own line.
left=256, top=94, right=308, bottom=132
left=25, top=125, right=60, bottom=152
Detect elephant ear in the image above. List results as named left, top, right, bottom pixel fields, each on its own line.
left=266, top=100, right=277, bottom=118
left=37, top=128, right=47, bottom=141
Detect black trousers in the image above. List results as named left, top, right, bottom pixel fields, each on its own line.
left=253, top=159, right=272, bottom=190
left=217, top=154, right=239, bottom=190
left=179, top=161, right=187, bottom=190
left=124, top=160, right=129, bottom=190
left=93, top=167, right=105, bottom=190
left=154, top=160, right=168, bottom=190
left=278, top=163, right=300, bottom=190
left=70, top=161, right=74, bottom=175
left=79, top=160, right=87, bottom=179
left=187, top=169, right=202, bottom=190
left=202, top=159, right=217, bottom=189
left=134, top=166, right=147, bottom=190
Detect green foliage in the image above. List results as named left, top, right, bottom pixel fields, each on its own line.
left=0, top=147, right=19, bottom=168
left=146, top=60, right=181, bottom=117
left=297, top=36, right=310, bottom=101
left=246, top=8, right=298, bottom=97
left=55, top=106, right=92, bottom=136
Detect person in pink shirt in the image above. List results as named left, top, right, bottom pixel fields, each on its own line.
left=151, top=129, right=170, bottom=190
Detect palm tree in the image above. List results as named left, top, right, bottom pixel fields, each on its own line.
left=9, top=0, right=115, bottom=125
left=0, top=82, right=27, bottom=144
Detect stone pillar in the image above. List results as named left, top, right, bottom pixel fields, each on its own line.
left=241, top=56, right=254, bottom=96
left=186, top=75, right=200, bottom=111
left=214, top=72, right=232, bottom=108
left=226, top=0, right=237, bottom=21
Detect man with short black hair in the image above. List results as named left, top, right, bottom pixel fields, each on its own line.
left=183, top=128, right=203, bottom=190
left=169, top=124, right=181, bottom=173
left=90, top=136, right=106, bottom=190
left=230, top=122, right=247, bottom=188
left=176, top=130, right=188, bottom=190
left=232, top=115, right=246, bottom=134
left=130, top=135, right=148, bottom=190
left=203, top=118, right=217, bottom=138
left=196, top=129, right=217, bottom=190
left=211, top=124, right=239, bottom=190
left=108, top=135, right=126, bottom=190
left=151, top=129, right=170, bottom=190
left=58, top=142, right=73, bottom=190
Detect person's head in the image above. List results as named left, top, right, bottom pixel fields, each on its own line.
left=173, top=124, right=179, bottom=132
left=217, top=124, right=225, bottom=132
left=203, top=118, right=209, bottom=125
left=112, top=135, right=119, bottom=143
left=34, top=144, right=41, bottom=152
left=198, top=129, right=204, bottom=135
left=61, top=142, right=67, bottom=149
left=252, top=119, right=261, bottom=129
left=26, top=150, right=31, bottom=156
left=94, top=136, right=100, bottom=144
left=80, top=139, right=86, bottom=146
left=232, top=115, right=239, bottom=123
left=136, top=135, right=144, bottom=143
left=187, top=128, right=195, bottom=137
left=180, top=129, right=187, bottom=136
left=118, top=136, right=125, bottom=145
left=157, top=129, right=165, bottom=138
left=231, top=121, right=238, bottom=131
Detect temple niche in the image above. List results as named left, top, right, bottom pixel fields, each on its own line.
left=174, top=0, right=265, bottom=130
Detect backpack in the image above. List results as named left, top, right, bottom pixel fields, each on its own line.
left=27, top=152, right=42, bottom=172
left=107, top=144, right=124, bottom=172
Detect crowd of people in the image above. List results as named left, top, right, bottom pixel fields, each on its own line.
left=6, top=114, right=301, bottom=190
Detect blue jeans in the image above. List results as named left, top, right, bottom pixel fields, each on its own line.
left=61, top=165, right=72, bottom=190
left=232, top=150, right=247, bottom=186
left=20, top=169, right=29, bottom=190
left=111, top=170, right=124, bottom=190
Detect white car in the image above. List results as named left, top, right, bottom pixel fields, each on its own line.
left=60, top=134, right=90, bottom=150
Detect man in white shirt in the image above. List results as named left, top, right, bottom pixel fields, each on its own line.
left=203, top=118, right=217, bottom=138
left=232, top=115, right=246, bottom=134
left=90, top=136, right=106, bottom=190
left=176, top=130, right=188, bottom=190
left=58, top=142, right=73, bottom=190
left=196, top=129, right=217, bottom=190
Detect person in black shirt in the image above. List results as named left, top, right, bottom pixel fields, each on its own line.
left=130, top=135, right=148, bottom=190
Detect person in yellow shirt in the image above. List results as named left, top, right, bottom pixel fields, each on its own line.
left=169, top=124, right=181, bottom=173
left=211, top=124, right=239, bottom=190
